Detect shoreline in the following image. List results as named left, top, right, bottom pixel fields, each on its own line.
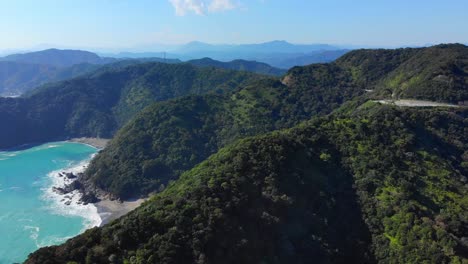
left=47, top=147, right=145, bottom=228
left=1, top=138, right=111, bottom=152
left=67, top=137, right=110, bottom=149
left=45, top=153, right=102, bottom=230
left=95, top=198, right=146, bottom=226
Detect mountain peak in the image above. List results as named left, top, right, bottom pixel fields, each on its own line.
left=186, top=41, right=209, bottom=45
left=264, top=40, right=291, bottom=44
left=0, top=49, right=108, bottom=67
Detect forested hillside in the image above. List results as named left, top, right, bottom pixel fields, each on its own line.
left=0, top=0, right=465, bottom=261
left=81, top=44, right=468, bottom=199
left=336, top=44, right=468, bottom=103
left=84, top=63, right=363, bottom=199
left=21, top=44, right=468, bottom=263
left=0, top=48, right=283, bottom=96
left=0, top=62, right=262, bottom=149
left=0, top=61, right=101, bottom=96
left=26, top=103, right=468, bottom=263
left=299, top=104, right=468, bottom=263
left=187, top=57, right=286, bottom=76
left=0, top=44, right=465, bottom=150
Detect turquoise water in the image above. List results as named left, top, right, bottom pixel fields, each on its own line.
left=0, top=142, right=99, bottom=263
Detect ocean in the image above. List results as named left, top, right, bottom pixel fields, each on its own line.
left=0, top=142, right=101, bottom=263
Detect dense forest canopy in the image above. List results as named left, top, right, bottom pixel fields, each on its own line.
left=0, top=44, right=465, bottom=263
left=84, top=63, right=363, bottom=199
left=336, top=44, right=468, bottom=103
left=0, top=44, right=466, bottom=149
left=81, top=44, right=468, bottom=199
left=26, top=103, right=468, bottom=264
left=186, top=57, right=287, bottom=76
left=0, top=62, right=263, bottom=149
left=0, top=47, right=289, bottom=96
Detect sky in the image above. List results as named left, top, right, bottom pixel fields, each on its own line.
left=0, top=0, right=467, bottom=51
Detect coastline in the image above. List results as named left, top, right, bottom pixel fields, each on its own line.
left=0, top=141, right=106, bottom=262
left=1, top=138, right=111, bottom=152
left=47, top=140, right=146, bottom=228
left=45, top=151, right=102, bottom=230
left=49, top=162, right=146, bottom=228
left=67, top=137, right=110, bottom=149
left=95, top=198, right=146, bottom=226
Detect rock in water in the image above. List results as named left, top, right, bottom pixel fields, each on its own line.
left=64, top=180, right=83, bottom=192
left=65, top=172, right=77, bottom=179
left=80, top=192, right=99, bottom=205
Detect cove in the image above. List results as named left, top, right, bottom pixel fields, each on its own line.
left=0, top=142, right=99, bottom=263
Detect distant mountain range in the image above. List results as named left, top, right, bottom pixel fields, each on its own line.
left=0, top=41, right=351, bottom=96
left=0, top=48, right=287, bottom=96
left=103, top=41, right=351, bottom=69
left=175, top=40, right=338, bottom=53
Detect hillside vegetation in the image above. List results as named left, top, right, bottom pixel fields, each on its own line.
left=300, top=104, right=468, bottom=263
left=187, top=57, right=287, bottom=76
left=0, top=61, right=101, bottom=96
left=22, top=44, right=468, bottom=263
left=336, top=44, right=468, bottom=103
left=0, top=44, right=465, bottom=150
left=0, top=48, right=283, bottom=96
left=0, top=62, right=262, bottom=149
left=82, top=44, right=468, bottom=199
left=84, top=63, right=363, bottom=199
left=27, top=104, right=468, bottom=264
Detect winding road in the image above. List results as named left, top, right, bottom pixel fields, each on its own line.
left=374, top=99, right=462, bottom=108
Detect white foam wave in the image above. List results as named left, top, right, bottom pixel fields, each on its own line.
left=24, top=225, right=67, bottom=249
left=41, top=153, right=102, bottom=232
left=35, top=144, right=61, bottom=151
left=0, top=151, right=19, bottom=160
left=0, top=212, right=12, bottom=222
left=24, top=225, right=41, bottom=247
left=37, top=235, right=73, bottom=248
left=25, top=143, right=62, bottom=153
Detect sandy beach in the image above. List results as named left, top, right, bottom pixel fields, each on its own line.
left=68, top=137, right=110, bottom=149
left=51, top=139, right=147, bottom=227
left=95, top=198, right=147, bottom=226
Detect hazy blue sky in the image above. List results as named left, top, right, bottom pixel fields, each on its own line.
left=0, top=0, right=467, bottom=50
